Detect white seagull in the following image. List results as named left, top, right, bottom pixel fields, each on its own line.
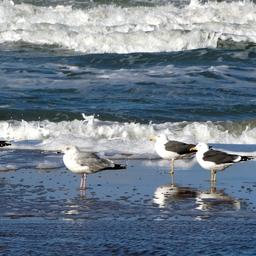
left=191, top=142, right=254, bottom=183
left=150, top=134, right=196, bottom=183
left=62, top=145, right=126, bottom=190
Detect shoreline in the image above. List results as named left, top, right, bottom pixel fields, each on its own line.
left=0, top=144, right=256, bottom=218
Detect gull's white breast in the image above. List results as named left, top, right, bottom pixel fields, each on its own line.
left=63, top=154, right=89, bottom=174
left=155, top=142, right=178, bottom=159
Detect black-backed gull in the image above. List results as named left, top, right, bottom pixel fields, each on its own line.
left=191, top=142, right=254, bottom=183
left=150, top=134, right=196, bottom=183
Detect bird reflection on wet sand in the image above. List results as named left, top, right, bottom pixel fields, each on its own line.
left=196, top=185, right=241, bottom=211
left=153, top=183, right=241, bottom=212
left=153, top=183, right=198, bottom=208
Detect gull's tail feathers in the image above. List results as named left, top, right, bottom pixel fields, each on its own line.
left=102, top=163, right=127, bottom=171
left=240, top=155, right=255, bottom=162
left=0, top=141, right=11, bottom=147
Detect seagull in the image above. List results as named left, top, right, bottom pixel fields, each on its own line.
left=62, top=145, right=126, bottom=190
left=0, top=141, right=11, bottom=147
left=150, top=134, right=196, bottom=183
left=191, top=142, right=254, bottom=183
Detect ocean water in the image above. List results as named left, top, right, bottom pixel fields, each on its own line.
left=1, top=0, right=256, bottom=255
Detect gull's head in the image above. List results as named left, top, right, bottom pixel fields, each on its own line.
left=190, top=143, right=210, bottom=153
left=62, top=145, right=79, bottom=155
left=149, top=134, right=168, bottom=143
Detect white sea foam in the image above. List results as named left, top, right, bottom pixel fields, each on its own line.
left=0, top=0, right=256, bottom=53
left=0, top=164, right=17, bottom=171
left=0, top=115, right=256, bottom=158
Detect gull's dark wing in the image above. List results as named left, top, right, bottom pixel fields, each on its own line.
left=164, top=140, right=195, bottom=155
left=203, top=150, right=239, bottom=164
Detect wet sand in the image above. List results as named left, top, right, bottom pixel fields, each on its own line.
left=0, top=144, right=256, bottom=255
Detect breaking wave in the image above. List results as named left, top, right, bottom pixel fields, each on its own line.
left=0, top=115, right=255, bottom=157
left=1, top=0, right=256, bottom=53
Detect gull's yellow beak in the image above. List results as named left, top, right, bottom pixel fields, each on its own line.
left=149, top=135, right=156, bottom=142
left=190, top=146, right=197, bottom=152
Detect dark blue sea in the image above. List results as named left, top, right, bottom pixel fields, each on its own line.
left=0, top=0, right=256, bottom=255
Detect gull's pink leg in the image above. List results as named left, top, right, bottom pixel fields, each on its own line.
left=80, top=175, right=83, bottom=189
left=80, top=173, right=87, bottom=190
